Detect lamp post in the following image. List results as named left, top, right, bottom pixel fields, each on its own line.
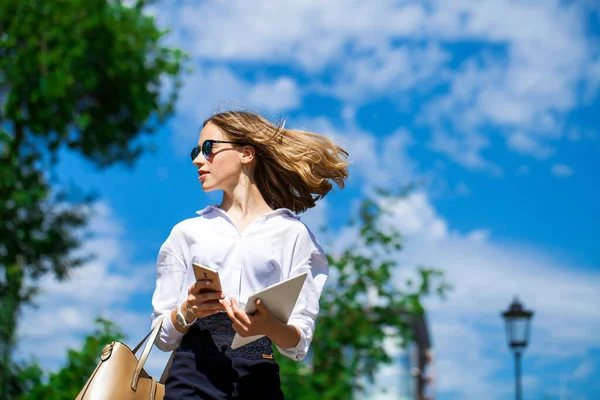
left=501, top=298, right=534, bottom=400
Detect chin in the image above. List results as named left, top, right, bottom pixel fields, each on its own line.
left=200, top=184, right=219, bottom=193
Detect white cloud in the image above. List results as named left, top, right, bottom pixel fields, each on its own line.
left=429, top=128, right=503, bottom=175
left=247, top=77, right=301, bottom=112
left=507, top=132, right=554, bottom=159
left=419, top=0, right=595, bottom=169
left=551, top=163, right=574, bottom=178
left=169, top=66, right=301, bottom=154
left=572, top=358, right=595, bottom=380
left=330, top=43, right=450, bottom=102
left=151, top=0, right=429, bottom=71
left=567, top=128, right=583, bottom=142
left=455, top=182, right=471, bottom=197
left=583, top=56, right=600, bottom=103
left=148, top=0, right=599, bottom=171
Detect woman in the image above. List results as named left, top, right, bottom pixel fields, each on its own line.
left=151, top=110, right=349, bottom=399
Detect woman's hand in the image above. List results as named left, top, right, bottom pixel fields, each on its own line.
left=220, top=297, right=277, bottom=338
left=185, top=279, right=225, bottom=319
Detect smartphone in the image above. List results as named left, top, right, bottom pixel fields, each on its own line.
left=192, top=263, right=223, bottom=292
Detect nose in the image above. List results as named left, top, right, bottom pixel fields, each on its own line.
left=192, top=153, right=204, bottom=167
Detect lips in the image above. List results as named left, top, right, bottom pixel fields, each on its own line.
left=198, top=170, right=209, bottom=180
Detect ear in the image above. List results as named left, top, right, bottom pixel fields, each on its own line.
left=241, top=145, right=255, bottom=164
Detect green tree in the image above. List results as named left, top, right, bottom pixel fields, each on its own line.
left=16, top=318, right=125, bottom=400
left=277, top=193, right=450, bottom=399
left=0, top=0, right=184, bottom=397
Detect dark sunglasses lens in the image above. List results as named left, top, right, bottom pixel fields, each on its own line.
left=202, top=141, right=213, bottom=157
left=191, top=147, right=200, bottom=160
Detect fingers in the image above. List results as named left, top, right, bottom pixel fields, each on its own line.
left=190, top=279, right=213, bottom=293
left=230, top=298, right=252, bottom=325
left=231, top=323, right=247, bottom=336
left=197, top=291, right=225, bottom=302
left=190, top=299, right=222, bottom=312
left=188, top=291, right=223, bottom=304
left=221, top=298, right=252, bottom=336
left=187, top=290, right=225, bottom=319
left=255, top=298, right=268, bottom=312
left=220, top=298, right=237, bottom=324
left=254, top=298, right=274, bottom=325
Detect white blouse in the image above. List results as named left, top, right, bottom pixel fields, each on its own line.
left=150, top=205, right=329, bottom=361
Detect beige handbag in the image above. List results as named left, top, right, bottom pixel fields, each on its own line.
left=75, top=315, right=174, bottom=400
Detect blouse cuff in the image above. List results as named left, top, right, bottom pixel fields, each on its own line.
left=276, top=320, right=310, bottom=361
left=153, top=312, right=185, bottom=352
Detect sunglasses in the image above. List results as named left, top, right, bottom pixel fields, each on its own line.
left=190, top=140, right=245, bottom=161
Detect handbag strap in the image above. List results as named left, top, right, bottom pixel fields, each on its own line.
left=132, top=327, right=155, bottom=354
left=130, top=315, right=166, bottom=391
left=159, top=351, right=176, bottom=384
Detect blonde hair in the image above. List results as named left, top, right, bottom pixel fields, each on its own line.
left=204, top=111, right=350, bottom=213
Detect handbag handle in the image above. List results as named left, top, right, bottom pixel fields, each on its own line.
left=130, top=315, right=167, bottom=391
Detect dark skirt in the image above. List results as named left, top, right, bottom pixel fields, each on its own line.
left=164, top=313, right=284, bottom=400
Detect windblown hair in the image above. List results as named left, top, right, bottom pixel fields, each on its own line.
left=204, top=111, right=350, bottom=213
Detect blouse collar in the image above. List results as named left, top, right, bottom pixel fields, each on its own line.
left=196, top=205, right=301, bottom=221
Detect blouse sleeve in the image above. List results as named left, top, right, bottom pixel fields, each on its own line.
left=150, top=226, right=188, bottom=351
left=276, top=227, right=329, bottom=361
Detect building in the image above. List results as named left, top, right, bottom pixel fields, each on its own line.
left=364, top=312, right=435, bottom=399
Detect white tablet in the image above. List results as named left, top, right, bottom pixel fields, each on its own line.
left=231, top=272, right=308, bottom=349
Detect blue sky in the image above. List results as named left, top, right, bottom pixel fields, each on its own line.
left=15, top=1, right=600, bottom=399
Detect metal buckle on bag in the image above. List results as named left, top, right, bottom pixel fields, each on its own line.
left=100, top=342, right=114, bottom=361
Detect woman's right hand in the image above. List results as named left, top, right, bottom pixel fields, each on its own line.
left=185, top=279, right=225, bottom=319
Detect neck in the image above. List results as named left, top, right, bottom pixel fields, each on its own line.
left=220, top=182, right=272, bottom=218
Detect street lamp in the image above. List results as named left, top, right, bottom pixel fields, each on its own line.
left=501, top=298, right=534, bottom=400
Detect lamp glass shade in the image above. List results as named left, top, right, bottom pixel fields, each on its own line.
left=504, top=315, right=530, bottom=349
left=502, top=299, right=533, bottom=352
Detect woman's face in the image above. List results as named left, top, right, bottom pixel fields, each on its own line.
left=193, top=122, right=244, bottom=193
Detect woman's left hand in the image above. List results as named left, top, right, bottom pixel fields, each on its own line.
left=220, top=297, right=277, bottom=338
